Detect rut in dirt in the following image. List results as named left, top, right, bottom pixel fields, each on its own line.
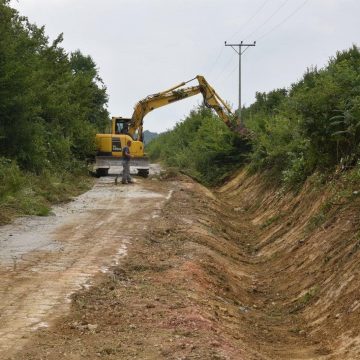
left=0, top=174, right=172, bottom=358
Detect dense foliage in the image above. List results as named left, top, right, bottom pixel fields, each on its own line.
left=244, top=45, right=360, bottom=185
left=149, top=46, right=360, bottom=187
left=0, top=0, right=109, bottom=173
left=147, top=107, right=250, bottom=185
left=0, top=1, right=108, bottom=221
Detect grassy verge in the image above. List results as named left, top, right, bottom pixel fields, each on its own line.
left=0, top=159, right=93, bottom=225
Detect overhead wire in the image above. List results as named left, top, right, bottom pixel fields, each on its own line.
left=206, top=47, right=225, bottom=76
left=207, top=0, right=269, bottom=77
left=255, top=0, right=310, bottom=41
left=242, top=0, right=290, bottom=41
left=214, top=52, right=237, bottom=82
left=213, top=0, right=290, bottom=82
left=220, top=62, right=238, bottom=84
left=210, top=0, right=311, bottom=106
left=227, top=0, right=270, bottom=41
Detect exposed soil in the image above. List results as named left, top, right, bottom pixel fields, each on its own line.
left=1, top=168, right=360, bottom=359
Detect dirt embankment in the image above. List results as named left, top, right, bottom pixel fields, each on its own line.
left=218, top=169, right=360, bottom=358
left=5, top=169, right=360, bottom=359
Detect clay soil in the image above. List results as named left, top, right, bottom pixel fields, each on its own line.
left=1, top=169, right=360, bottom=359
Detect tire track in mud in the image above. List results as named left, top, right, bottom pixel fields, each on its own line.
left=0, top=176, right=170, bottom=357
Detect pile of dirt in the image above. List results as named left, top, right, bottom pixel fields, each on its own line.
left=10, top=169, right=360, bottom=359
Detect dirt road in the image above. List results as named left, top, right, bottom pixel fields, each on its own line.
left=0, top=166, right=171, bottom=358
left=0, top=171, right=315, bottom=360
left=1, top=168, right=360, bottom=359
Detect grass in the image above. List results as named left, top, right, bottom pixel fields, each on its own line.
left=0, top=161, right=93, bottom=225
left=260, top=212, right=286, bottom=229
left=290, top=285, right=319, bottom=313
left=306, top=212, right=327, bottom=232
left=305, top=164, right=360, bottom=233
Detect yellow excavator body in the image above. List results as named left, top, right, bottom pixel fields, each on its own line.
left=95, top=134, right=144, bottom=158
left=94, top=75, right=237, bottom=177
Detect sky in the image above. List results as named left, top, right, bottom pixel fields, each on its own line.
left=11, top=0, right=360, bottom=133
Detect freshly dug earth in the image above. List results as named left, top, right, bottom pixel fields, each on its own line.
left=4, top=169, right=360, bottom=359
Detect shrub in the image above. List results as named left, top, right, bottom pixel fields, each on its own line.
left=244, top=45, right=360, bottom=186
left=0, top=157, right=25, bottom=199
left=147, top=106, right=250, bottom=185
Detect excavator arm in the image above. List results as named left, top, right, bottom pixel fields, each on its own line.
left=129, top=85, right=201, bottom=140
left=95, top=75, right=237, bottom=178
left=128, top=75, right=237, bottom=140
left=196, top=75, right=235, bottom=130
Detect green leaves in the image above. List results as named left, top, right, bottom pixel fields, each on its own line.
left=147, top=106, right=250, bottom=185
left=0, top=1, right=109, bottom=172
left=243, top=45, right=360, bottom=186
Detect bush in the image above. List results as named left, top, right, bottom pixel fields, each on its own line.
left=243, top=45, right=360, bottom=186
left=0, top=1, right=109, bottom=174
left=0, top=157, right=25, bottom=199
left=147, top=106, right=250, bottom=185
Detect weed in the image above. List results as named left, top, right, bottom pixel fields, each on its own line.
left=0, top=161, right=93, bottom=224
left=346, top=236, right=360, bottom=259
left=290, top=285, right=319, bottom=313
left=128, top=264, right=150, bottom=272
left=260, top=213, right=285, bottom=229
left=98, top=347, right=118, bottom=356
left=300, top=286, right=319, bottom=304
left=307, top=212, right=326, bottom=232
left=158, top=167, right=181, bottom=180
left=289, top=327, right=302, bottom=334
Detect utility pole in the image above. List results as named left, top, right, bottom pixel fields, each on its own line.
left=225, top=40, right=256, bottom=124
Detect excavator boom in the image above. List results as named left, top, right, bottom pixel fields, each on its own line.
left=128, top=75, right=237, bottom=140
left=129, top=85, right=201, bottom=140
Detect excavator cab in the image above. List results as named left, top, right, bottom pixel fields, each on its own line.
left=113, top=117, right=130, bottom=135
left=113, top=117, right=141, bottom=140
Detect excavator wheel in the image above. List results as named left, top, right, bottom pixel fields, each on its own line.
left=137, top=169, right=149, bottom=178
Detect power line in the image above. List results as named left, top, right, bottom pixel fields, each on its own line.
left=214, top=52, right=237, bottom=81
left=228, top=0, right=270, bottom=41
left=219, top=62, right=238, bottom=84
left=225, top=41, right=256, bottom=122
left=208, top=0, right=311, bottom=109
left=216, top=59, right=237, bottom=84
left=243, top=0, right=290, bottom=41
left=256, top=0, right=310, bottom=41
left=207, top=47, right=225, bottom=76
left=207, top=0, right=269, bottom=76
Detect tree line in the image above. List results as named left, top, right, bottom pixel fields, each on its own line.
left=148, top=45, right=360, bottom=187
left=0, top=0, right=109, bottom=173
left=0, top=0, right=109, bottom=221
left=147, top=107, right=249, bottom=185
left=243, top=45, right=360, bottom=185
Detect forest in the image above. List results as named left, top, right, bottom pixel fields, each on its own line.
left=148, top=45, right=360, bottom=187
left=0, top=0, right=109, bottom=222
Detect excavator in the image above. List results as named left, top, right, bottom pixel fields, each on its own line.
left=94, top=75, right=238, bottom=177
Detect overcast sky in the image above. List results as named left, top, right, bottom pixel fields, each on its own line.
left=11, top=0, right=360, bottom=133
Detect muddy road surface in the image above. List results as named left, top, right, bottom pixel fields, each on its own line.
left=0, top=166, right=170, bottom=358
